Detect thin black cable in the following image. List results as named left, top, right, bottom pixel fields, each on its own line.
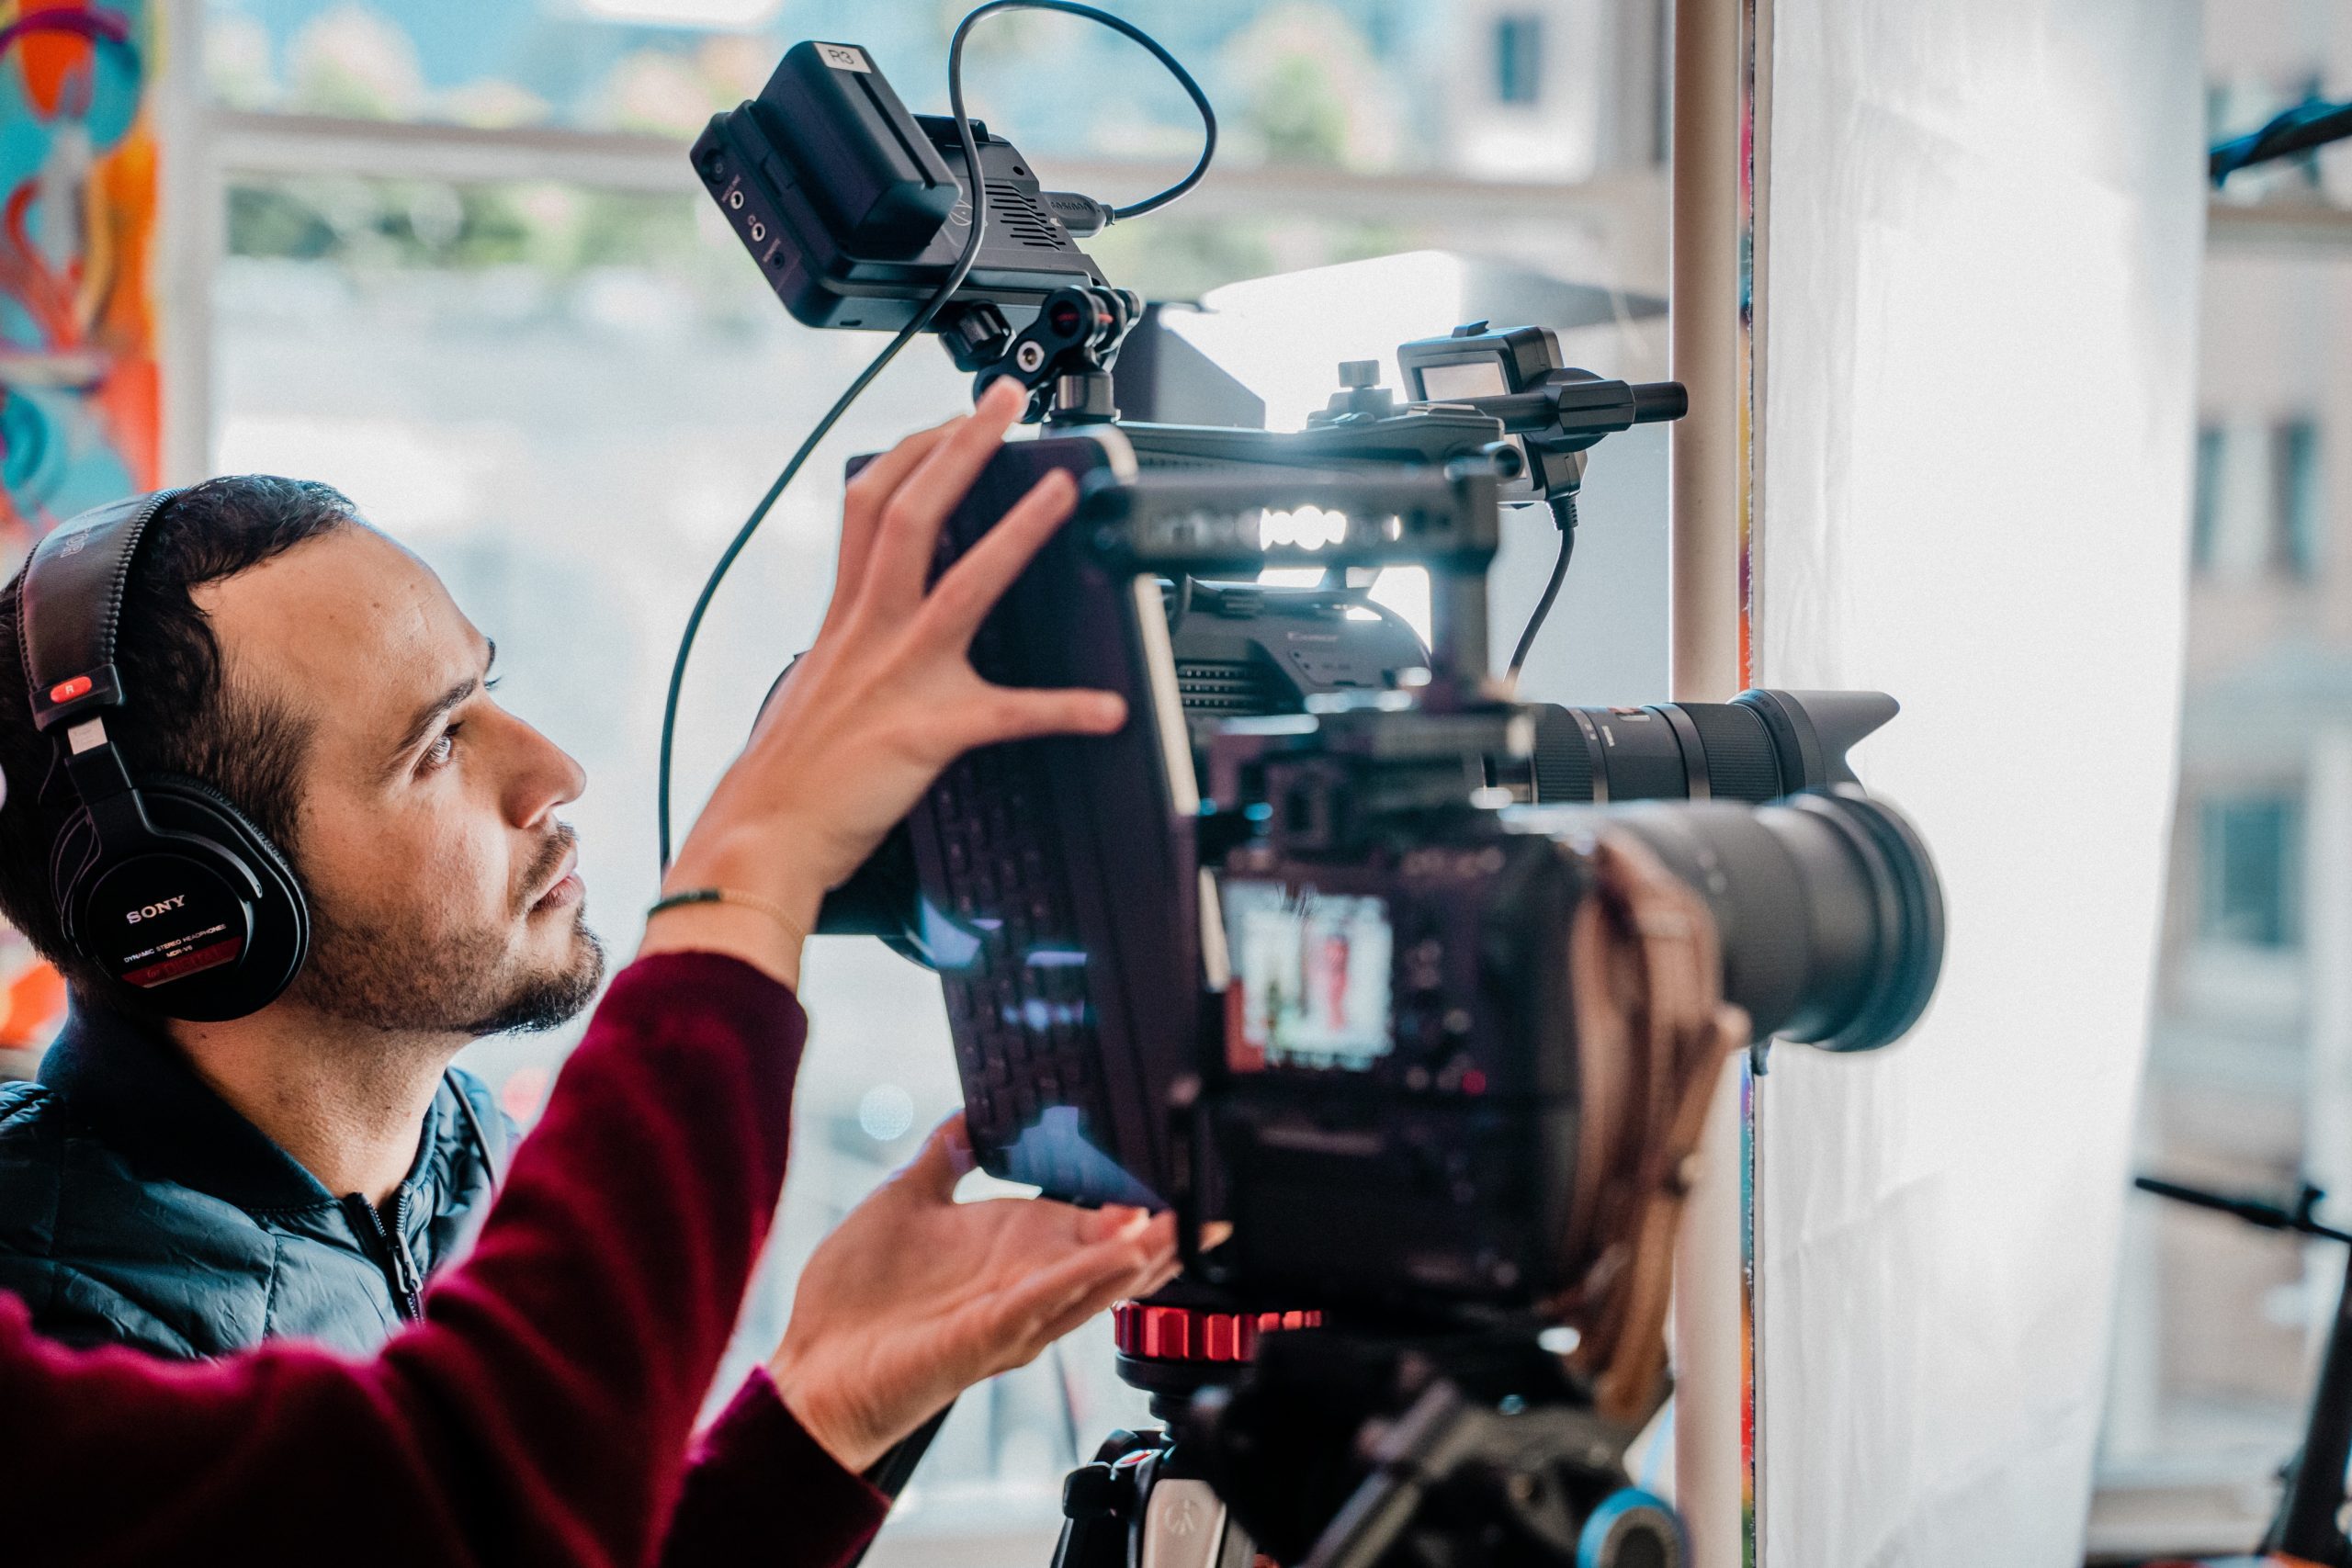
left=1507, top=499, right=1577, bottom=684
left=656, top=2, right=1216, bottom=869
left=657, top=324, right=924, bottom=869
left=952, top=1, right=1216, bottom=222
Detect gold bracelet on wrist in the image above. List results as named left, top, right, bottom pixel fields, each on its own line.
left=646, top=887, right=809, bottom=949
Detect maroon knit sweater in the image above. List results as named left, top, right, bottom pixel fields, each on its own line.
left=0, top=951, right=890, bottom=1567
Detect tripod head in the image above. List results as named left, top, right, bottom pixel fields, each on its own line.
left=1063, top=1284, right=1682, bottom=1568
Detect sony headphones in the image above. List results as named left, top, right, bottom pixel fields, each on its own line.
left=18, top=489, right=311, bottom=1021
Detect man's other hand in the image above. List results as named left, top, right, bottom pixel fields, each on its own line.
left=767, top=1114, right=1179, bottom=1473
left=645, top=377, right=1127, bottom=987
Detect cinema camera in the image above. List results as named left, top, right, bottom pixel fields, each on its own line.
left=678, top=8, right=1949, bottom=1566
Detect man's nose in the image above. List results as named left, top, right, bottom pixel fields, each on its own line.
left=505, top=714, right=586, bottom=827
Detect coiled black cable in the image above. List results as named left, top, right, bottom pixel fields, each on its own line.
left=656, top=3, right=1216, bottom=870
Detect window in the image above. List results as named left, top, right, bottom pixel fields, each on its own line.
left=2273, top=417, right=2322, bottom=579
left=1494, top=15, right=1543, bottom=106
left=2198, top=796, right=2301, bottom=949
left=2190, top=423, right=2224, bottom=571
left=2190, top=417, right=2325, bottom=583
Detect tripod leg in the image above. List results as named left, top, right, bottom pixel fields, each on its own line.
left=2267, top=1242, right=2352, bottom=1565
left=1056, top=1432, right=1165, bottom=1568
left=1139, top=1478, right=1236, bottom=1568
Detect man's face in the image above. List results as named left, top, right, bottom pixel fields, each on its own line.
left=198, top=525, right=603, bottom=1037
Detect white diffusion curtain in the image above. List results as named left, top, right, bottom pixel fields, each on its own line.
left=1753, top=4, right=2203, bottom=1563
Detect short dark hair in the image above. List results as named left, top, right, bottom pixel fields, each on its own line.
left=0, top=476, right=357, bottom=994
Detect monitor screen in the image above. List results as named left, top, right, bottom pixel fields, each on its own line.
left=1413, top=357, right=1511, bottom=400
left=1223, top=880, right=1395, bottom=1069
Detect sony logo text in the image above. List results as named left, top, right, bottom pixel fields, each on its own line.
left=125, top=896, right=187, bottom=924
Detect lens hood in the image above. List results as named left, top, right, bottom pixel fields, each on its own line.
left=1784, top=786, right=1945, bottom=1052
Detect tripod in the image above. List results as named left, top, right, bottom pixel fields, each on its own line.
left=2134, top=1175, right=2352, bottom=1565
left=1046, top=1289, right=1683, bottom=1568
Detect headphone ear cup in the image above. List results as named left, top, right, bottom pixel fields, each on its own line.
left=65, top=776, right=311, bottom=1022
left=142, top=775, right=311, bottom=1010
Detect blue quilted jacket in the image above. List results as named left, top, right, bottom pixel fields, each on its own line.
left=0, top=999, right=512, bottom=1359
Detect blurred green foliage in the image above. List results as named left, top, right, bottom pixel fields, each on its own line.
left=227, top=173, right=1423, bottom=310
left=229, top=178, right=698, bottom=272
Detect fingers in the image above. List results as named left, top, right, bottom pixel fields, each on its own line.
left=987, top=1209, right=1170, bottom=1340
left=897, top=1113, right=976, bottom=1202
left=948, top=685, right=1127, bottom=753
left=834, top=417, right=960, bottom=620
left=1079, top=1203, right=1149, bottom=1244
left=858, top=378, right=1029, bottom=615
left=999, top=1213, right=1179, bottom=1362
left=1713, top=1005, right=1753, bottom=1059
left=919, top=468, right=1079, bottom=647
left=1040, top=1214, right=1180, bottom=1329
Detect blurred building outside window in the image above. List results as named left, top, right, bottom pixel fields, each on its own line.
left=2095, top=6, right=2352, bottom=1561
left=2199, top=796, right=2301, bottom=949
left=1493, top=14, right=1543, bottom=107
left=2273, top=416, right=2323, bottom=579
left=2192, top=422, right=2225, bottom=572
left=178, top=4, right=1669, bottom=1563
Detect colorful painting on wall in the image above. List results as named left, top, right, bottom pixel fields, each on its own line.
left=0, top=0, right=156, bottom=1050
left=0, top=0, right=159, bottom=564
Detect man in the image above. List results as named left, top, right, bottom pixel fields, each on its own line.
left=4, top=383, right=1187, bottom=1565
left=0, top=472, right=571, bottom=1353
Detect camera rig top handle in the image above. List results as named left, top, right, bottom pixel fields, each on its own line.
left=1389, top=321, right=1689, bottom=525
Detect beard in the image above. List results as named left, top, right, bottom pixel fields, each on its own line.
left=293, top=829, right=607, bottom=1038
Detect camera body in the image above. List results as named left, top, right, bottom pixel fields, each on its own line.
left=819, top=424, right=1942, bottom=1327
left=1203, top=791, right=1590, bottom=1314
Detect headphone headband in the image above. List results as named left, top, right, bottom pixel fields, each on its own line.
left=21, top=488, right=183, bottom=737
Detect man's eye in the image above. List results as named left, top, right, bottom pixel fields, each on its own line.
left=423, top=729, right=457, bottom=770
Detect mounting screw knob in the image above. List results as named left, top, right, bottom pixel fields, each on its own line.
left=1337, top=358, right=1382, bottom=389
left=1063, top=1462, right=1120, bottom=1519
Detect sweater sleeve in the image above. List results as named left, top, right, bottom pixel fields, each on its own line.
left=656, top=1371, right=890, bottom=1568
left=0, top=952, right=811, bottom=1568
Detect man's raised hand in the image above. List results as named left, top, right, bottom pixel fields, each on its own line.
left=644, top=378, right=1125, bottom=986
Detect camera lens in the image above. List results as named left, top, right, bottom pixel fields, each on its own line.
left=1516, top=689, right=1900, bottom=805
left=1597, top=787, right=1944, bottom=1052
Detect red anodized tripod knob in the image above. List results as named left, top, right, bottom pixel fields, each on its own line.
left=1111, top=1302, right=1324, bottom=1364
